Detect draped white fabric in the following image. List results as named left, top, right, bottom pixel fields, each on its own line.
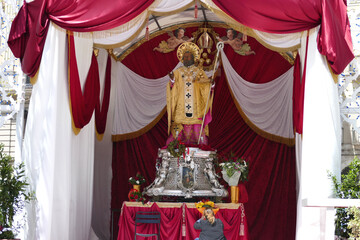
left=151, top=0, right=194, bottom=13
left=295, top=27, right=341, bottom=240
left=112, top=62, right=178, bottom=135
left=221, top=50, right=295, bottom=140
left=252, top=29, right=301, bottom=50
left=92, top=49, right=115, bottom=240
left=22, top=23, right=96, bottom=240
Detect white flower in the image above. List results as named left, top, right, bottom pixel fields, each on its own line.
left=136, top=180, right=140, bottom=184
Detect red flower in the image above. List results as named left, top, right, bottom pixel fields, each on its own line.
left=134, top=195, right=139, bottom=199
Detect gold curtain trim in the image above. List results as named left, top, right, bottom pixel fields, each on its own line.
left=184, top=202, right=241, bottom=209
left=95, top=128, right=104, bottom=141
left=30, top=69, right=39, bottom=85
left=124, top=201, right=241, bottom=209
left=112, top=107, right=166, bottom=142
left=327, top=61, right=339, bottom=84
left=67, top=31, right=82, bottom=135
left=224, top=73, right=295, bottom=147
left=200, top=0, right=300, bottom=53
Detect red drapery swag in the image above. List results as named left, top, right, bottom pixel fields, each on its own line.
left=212, top=0, right=354, bottom=74
left=112, top=29, right=296, bottom=240
left=117, top=203, right=249, bottom=240
left=68, top=34, right=111, bottom=135
left=7, top=0, right=154, bottom=77
left=8, top=0, right=353, bottom=77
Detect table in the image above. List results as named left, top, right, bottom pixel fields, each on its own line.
left=117, top=202, right=249, bottom=240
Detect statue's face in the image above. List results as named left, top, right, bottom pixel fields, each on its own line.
left=177, top=29, right=185, bottom=39
left=227, top=30, right=234, bottom=40
left=183, top=52, right=194, bottom=67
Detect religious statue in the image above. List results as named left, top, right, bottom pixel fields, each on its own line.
left=166, top=42, right=214, bottom=145
left=216, top=28, right=255, bottom=56
left=204, top=159, right=222, bottom=189
left=153, top=28, right=194, bottom=53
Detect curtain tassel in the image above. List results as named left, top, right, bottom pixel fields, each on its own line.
left=239, top=223, right=245, bottom=236
left=145, top=26, right=149, bottom=41
left=194, top=2, right=198, bottom=19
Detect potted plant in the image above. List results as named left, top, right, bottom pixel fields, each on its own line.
left=0, top=144, right=34, bottom=239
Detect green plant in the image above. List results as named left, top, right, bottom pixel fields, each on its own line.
left=328, top=156, right=360, bottom=238
left=347, top=207, right=360, bottom=239
left=0, top=144, right=34, bottom=238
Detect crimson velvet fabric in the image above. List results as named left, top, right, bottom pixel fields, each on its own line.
left=112, top=29, right=296, bottom=240
left=117, top=203, right=249, bottom=240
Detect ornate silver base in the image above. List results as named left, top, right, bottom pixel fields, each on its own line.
left=145, top=147, right=228, bottom=199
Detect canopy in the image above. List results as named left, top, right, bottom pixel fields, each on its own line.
left=9, top=0, right=352, bottom=239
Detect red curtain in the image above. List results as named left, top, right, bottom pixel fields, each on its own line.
left=112, top=29, right=296, bottom=240
left=95, top=55, right=112, bottom=135
left=7, top=0, right=154, bottom=76
left=117, top=203, right=250, bottom=240
left=68, top=34, right=100, bottom=129
left=8, top=0, right=353, bottom=76
left=212, top=0, right=353, bottom=74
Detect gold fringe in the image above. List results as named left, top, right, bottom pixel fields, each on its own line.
left=185, top=202, right=241, bottom=209
left=30, top=69, right=39, bottom=85
left=124, top=201, right=184, bottom=208
left=200, top=0, right=300, bottom=53
left=95, top=128, right=104, bottom=141
left=112, top=107, right=166, bottom=142
left=224, top=74, right=295, bottom=147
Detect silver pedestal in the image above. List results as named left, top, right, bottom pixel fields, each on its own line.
left=145, top=147, right=228, bottom=199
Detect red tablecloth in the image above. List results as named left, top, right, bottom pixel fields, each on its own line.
left=117, top=202, right=249, bottom=240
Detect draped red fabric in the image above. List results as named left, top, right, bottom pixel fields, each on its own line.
left=117, top=203, right=183, bottom=240
left=185, top=206, right=249, bottom=240
left=112, top=30, right=296, bottom=240
left=68, top=34, right=100, bottom=129
left=8, top=0, right=353, bottom=76
left=7, top=0, right=154, bottom=76
left=293, top=55, right=305, bottom=134
left=211, top=0, right=353, bottom=74
left=95, top=55, right=111, bottom=135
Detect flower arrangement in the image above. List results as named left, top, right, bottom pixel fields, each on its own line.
left=195, top=199, right=215, bottom=209
left=128, top=172, right=146, bottom=185
left=219, top=151, right=248, bottom=185
left=128, top=189, right=146, bottom=204
left=195, top=199, right=219, bottom=215
left=167, top=138, right=186, bottom=158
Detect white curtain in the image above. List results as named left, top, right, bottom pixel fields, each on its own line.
left=295, top=27, right=341, bottom=240
left=22, top=22, right=96, bottom=240
left=221, top=50, right=295, bottom=140
left=92, top=49, right=115, bottom=240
